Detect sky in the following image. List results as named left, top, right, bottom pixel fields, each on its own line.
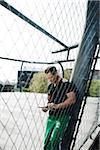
left=0, top=0, right=99, bottom=82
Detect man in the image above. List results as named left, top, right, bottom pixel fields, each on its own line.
left=42, top=66, right=76, bottom=150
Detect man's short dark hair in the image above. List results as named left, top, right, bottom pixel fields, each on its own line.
left=45, top=66, right=57, bottom=75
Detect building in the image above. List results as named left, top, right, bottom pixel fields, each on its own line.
left=17, top=70, right=38, bottom=90
left=92, top=69, right=100, bottom=80
left=0, top=80, right=15, bottom=92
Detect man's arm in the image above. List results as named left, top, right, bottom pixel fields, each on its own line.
left=47, top=91, right=76, bottom=109
left=57, top=91, right=76, bottom=109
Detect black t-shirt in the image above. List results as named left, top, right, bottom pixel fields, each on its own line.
left=47, top=79, right=76, bottom=118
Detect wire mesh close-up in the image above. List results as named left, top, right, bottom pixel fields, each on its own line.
left=0, top=0, right=100, bottom=150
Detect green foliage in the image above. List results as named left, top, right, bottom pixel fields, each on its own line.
left=26, top=69, right=100, bottom=97
left=64, top=69, right=72, bottom=80
left=27, top=69, right=72, bottom=93
left=28, top=72, right=48, bottom=93
left=89, top=80, right=100, bottom=97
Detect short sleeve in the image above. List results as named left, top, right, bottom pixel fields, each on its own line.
left=66, top=81, right=77, bottom=93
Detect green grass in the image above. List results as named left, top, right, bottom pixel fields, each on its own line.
left=88, top=80, right=100, bottom=97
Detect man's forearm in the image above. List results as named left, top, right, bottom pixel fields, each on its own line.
left=57, top=97, right=75, bottom=109
left=47, top=98, right=75, bottom=109
left=47, top=91, right=76, bottom=110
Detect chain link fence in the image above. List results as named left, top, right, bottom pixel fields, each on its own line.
left=0, top=0, right=99, bottom=150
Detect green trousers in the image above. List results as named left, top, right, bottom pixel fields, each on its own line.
left=44, top=115, right=70, bottom=150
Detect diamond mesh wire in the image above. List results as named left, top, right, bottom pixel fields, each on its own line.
left=0, top=0, right=99, bottom=150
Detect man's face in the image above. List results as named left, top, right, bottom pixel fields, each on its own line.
left=46, top=72, right=57, bottom=84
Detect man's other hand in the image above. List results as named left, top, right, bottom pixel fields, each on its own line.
left=42, top=106, right=48, bottom=112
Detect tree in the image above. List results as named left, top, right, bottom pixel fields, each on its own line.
left=64, top=69, right=72, bottom=80
left=29, top=72, right=48, bottom=93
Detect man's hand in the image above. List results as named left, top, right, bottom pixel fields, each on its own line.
left=47, top=103, right=59, bottom=110
left=42, top=106, right=48, bottom=112
left=40, top=103, right=59, bottom=112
